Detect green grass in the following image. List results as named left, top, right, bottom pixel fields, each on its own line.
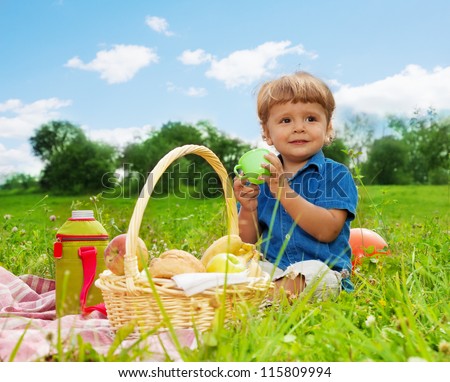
left=356, top=184, right=448, bottom=224
left=0, top=192, right=228, bottom=276
left=0, top=185, right=449, bottom=361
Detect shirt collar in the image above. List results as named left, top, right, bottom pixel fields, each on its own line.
left=305, top=150, right=326, bottom=171
left=282, top=150, right=325, bottom=181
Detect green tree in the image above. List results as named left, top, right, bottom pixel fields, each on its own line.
left=193, top=120, right=252, bottom=197
left=30, top=120, right=117, bottom=193
left=120, top=121, right=204, bottom=196
left=342, top=113, right=375, bottom=166
left=121, top=121, right=204, bottom=177
left=198, top=120, right=252, bottom=175
left=0, top=173, right=39, bottom=191
left=388, top=109, right=449, bottom=184
left=29, top=120, right=86, bottom=163
left=361, top=136, right=411, bottom=184
left=120, top=120, right=252, bottom=197
left=322, top=138, right=350, bottom=166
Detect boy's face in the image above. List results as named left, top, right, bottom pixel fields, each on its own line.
left=263, top=101, right=331, bottom=168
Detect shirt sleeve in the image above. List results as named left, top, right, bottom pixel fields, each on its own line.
left=314, top=163, right=358, bottom=221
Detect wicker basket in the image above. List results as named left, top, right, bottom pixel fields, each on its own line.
left=95, top=145, right=273, bottom=333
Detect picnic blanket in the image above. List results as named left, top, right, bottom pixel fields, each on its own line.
left=0, top=266, right=197, bottom=361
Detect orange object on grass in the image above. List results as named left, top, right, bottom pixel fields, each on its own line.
left=350, top=228, right=390, bottom=267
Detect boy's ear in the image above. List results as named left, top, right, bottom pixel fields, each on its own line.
left=327, top=121, right=333, bottom=133
left=262, top=126, right=273, bottom=145
left=325, top=122, right=334, bottom=145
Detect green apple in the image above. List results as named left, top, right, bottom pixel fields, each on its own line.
left=206, top=253, right=246, bottom=273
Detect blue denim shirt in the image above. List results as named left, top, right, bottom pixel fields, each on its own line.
left=256, top=150, right=358, bottom=291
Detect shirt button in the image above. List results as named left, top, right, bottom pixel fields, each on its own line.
left=285, top=234, right=291, bottom=240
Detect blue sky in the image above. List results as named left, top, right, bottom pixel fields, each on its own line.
left=1, top=0, right=450, bottom=182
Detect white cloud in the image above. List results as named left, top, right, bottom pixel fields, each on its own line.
left=185, top=87, right=208, bottom=97
left=178, top=49, right=213, bottom=65
left=65, top=45, right=159, bottom=84
left=179, top=41, right=317, bottom=88
left=166, top=82, right=207, bottom=97
left=0, top=98, right=72, bottom=138
left=83, top=124, right=153, bottom=148
left=334, top=64, right=450, bottom=116
left=145, top=16, right=174, bottom=36
left=0, top=142, right=43, bottom=180
left=0, top=122, right=153, bottom=183
left=0, top=99, right=23, bottom=112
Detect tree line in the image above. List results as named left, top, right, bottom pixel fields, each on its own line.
left=1, top=110, right=448, bottom=194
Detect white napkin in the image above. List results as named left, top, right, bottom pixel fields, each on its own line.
left=171, top=271, right=249, bottom=296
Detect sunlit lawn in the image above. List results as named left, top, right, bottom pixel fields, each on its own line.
left=0, top=185, right=448, bottom=361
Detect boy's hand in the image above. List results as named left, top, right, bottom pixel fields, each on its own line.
left=260, top=153, right=290, bottom=198
left=233, top=177, right=259, bottom=212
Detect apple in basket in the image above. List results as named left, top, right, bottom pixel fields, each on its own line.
left=206, top=253, right=246, bottom=273
left=104, top=233, right=149, bottom=276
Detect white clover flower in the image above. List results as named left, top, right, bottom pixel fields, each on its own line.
left=4, top=214, right=12, bottom=220
left=365, top=315, right=376, bottom=327
left=407, top=357, right=427, bottom=362
left=11, top=226, right=18, bottom=232
left=49, top=215, right=56, bottom=221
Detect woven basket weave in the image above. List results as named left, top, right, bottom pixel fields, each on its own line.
left=95, top=145, right=273, bottom=333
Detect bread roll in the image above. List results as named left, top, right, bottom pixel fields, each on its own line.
left=149, top=249, right=206, bottom=278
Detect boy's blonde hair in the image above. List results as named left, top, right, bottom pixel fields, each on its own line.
left=257, top=72, right=336, bottom=144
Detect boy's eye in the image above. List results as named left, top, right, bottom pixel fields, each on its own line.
left=305, top=116, right=316, bottom=122
left=281, top=118, right=291, bottom=123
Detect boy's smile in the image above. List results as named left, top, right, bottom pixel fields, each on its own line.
left=263, top=101, right=331, bottom=172
left=289, top=139, right=309, bottom=144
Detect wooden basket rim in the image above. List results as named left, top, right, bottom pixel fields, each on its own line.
left=113, top=145, right=239, bottom=291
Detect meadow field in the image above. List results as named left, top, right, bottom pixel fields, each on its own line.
left=0, top=185, right=449, bottom=361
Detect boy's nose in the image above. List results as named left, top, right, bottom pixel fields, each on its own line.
left=293, top=121, right=305, bottom=133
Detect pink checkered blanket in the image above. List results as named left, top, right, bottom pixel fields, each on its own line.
left=0, top=266, right=196, bottom=361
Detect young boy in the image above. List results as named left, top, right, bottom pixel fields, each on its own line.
left=233, top=72, right=358, bottom=299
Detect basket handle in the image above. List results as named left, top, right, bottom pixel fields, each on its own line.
left=124, top=145, right=239, bottom=285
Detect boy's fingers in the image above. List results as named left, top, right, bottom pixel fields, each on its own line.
left=261, top=159, right=284, bottom=182
left=264, top=152, right=278, bottom=164
left=241, top=184, right=259, bottom=198
left=233, top=177, right=245, bottom=189
left=234, top=176, right=247, bottom=186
